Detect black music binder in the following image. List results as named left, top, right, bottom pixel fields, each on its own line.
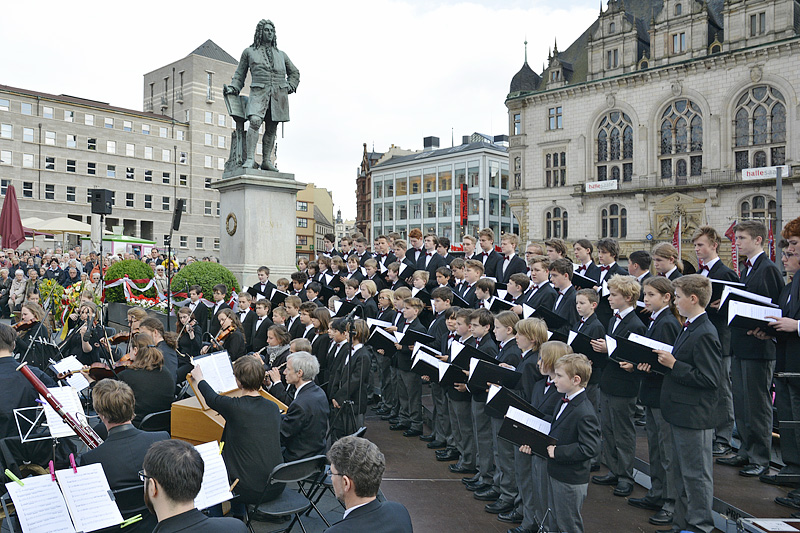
left=485, top=385, right=548, bottom=419
left=467, top=359, right=521, bottom=390
left=498, top=416, right=557, bottom=459
left=608, top=335, right=670, bottom=375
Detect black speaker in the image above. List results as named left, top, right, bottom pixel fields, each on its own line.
left=89, top=189, right=113, bottom=215
left=172, top=198, right=186, bottom=231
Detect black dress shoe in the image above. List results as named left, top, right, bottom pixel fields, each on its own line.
left=760, top=472, right=799, bottom=486
left=716, top=455, right=748, bottom=467
left=485, top=500, right=515, bottom=514
left=449, top=464, right=478, bottom=474
left=419, top=433, right=435, bottom=442
left=388, top=417, right=401, bottom=424
left=613, top=480, right=633, bottom=496
left=437, top=449, right=459, bottom=458
left=712, top=443, right=732, bottom=456
left=739, top=464, right=769, bottom=477
left=497, top=509, right=524, bottom=524
left=590, top=463, right=600, bottom=472
left=462, top=473, right=481, bottom=484
left=403, top=428, right=423, bottom=437
left=374, top=407, right=389, bottom=415
left=427, top=440, right=447, bottom=449
left=775, top=496, right=800, bottom=510
left=474, top=487, right=501, bottom=501
left=466, top=481, right=490, bottom=492
left=628, top=497, right=662, bottom=511
left=389, top=423, right=410, bottom=431
left=591, top=472, right=619, bottom=485
left=379, top=413, right=395, bottom=420
left=649, top=509, right=673, bottom=525
left=436, top=450, right=460, bottom=462
left=506, top=526, right=534, bottom=533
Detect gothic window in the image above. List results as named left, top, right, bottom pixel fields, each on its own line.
left=659, top=99, right=703, bottom=183
left=596, top=111, right=633, bottom=182
left=733, top=85, right=786, bottom=171
left=601, top=204, right=627, bottom=238
left=740, top=195, right=777, bottom=234
left=546, top=207, right=568, bottom=239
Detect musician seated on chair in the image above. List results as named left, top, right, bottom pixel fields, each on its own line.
left=265, top=351, right=330, bottom=462
left=142, top=439, right=248, bottom=532
left=78, top=379, right=170, bottom=532
left=326, top=436, right=413, bottom=532
left=13, top=301, right=50, bottom=371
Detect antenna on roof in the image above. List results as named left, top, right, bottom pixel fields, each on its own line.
left=451, top=128, right=454, bottom=147
left=524, top=36, right=528, bottom=63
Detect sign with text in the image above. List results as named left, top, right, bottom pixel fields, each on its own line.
left=585, top=180, right=619, bottom=192
left=460, top=184, right=468, bottom=225
left=742, top=166, right=790, bottom=181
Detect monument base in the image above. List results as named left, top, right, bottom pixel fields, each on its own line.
left=213, top=170, right=306, bottom=286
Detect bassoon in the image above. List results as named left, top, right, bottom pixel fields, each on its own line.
left=16, top=362, right=103, bottom=449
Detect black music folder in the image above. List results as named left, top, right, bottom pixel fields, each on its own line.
left=531, top=306, right=570, bottom=331
left=607, top=334, right=670, bottom=375
left=269, top=289, right=289, bottom=308
left=498, top=408, right=557, bottom=459
left=366, top=327, right=397, bottom=353
left=567, top=330, right=607, bottom=365
left=467, top=359, right=522, bottom=390
left=411, top=351, right=441, bottom=378
left=572, top=272, right=598, bottom=290
left=411, top=288, right=432, bottom=307
left=485, top=385, right=548, bottom=420
left=450, top=341, right=500, bottom=370
left=451, top=292, right=470, bottom=309
left=333, top=300, right=359, bottom=318
left=439, top=362, right=468, bottom=387
left=489, top=297, right=515, bottom=314
left=709, top=278, right=745, bottom=305
left=397, top=328, right=436, bottom=349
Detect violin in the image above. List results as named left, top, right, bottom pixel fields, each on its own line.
left=12, top=320, right=36, bottom=332
left=216, top=325, right=236, bottom=343
left=107, top=331, right=131, bottom=345
left=86, top=357, right=133, bottom=381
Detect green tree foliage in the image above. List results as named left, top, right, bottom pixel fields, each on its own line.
left=170, top=262, right=240, bottom=302
left=104, top=260, right=156, bottom=303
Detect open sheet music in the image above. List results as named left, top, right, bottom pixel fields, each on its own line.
left=5, top=474, right=75, bottom=533
left=194, top=441, right=233, bottom=510
left=719, top=285, right=778, bottom=309
left=41, top=386, right=84, bottom=439
left=728, top=300, right=782, bottom=329
left=51, top=356, right=90, bottom=392
left=193, top=351, right=237, bottom=393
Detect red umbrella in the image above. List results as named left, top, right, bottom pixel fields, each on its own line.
left=0, top=185, right=26, bottom=249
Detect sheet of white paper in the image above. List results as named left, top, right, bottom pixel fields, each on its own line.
left=506, top=406, right=551, bottom=434
left=412, top=342, right=441, bottom=357
left=323, top=273, right=335, bottom=286
left=194, top=351, right=237, bottom=393
left=720, top=285, right=777, bottom=308
left=6, top=476, right=76, bottom=533
left=371, top=327, right=397, bottom=343
left=636, top=300, right=647, bottom=308
left=41, top=386, right=84, bottom=439
left=468, top=358, right=480, bottom=380
left=605, top=335, right=618, bottom=356
left=360, top=266, right=367, bottom=277
left=367, top=318, right=393, bottom=329
left=483, top=297, right=494, bottom=310
left=627, top=333, right=673, bottom=353
left=709, top=278, right=745, bottom=288
left=522, top=304, right=535, bottom=319
left=438, top=361, right=452, bottom=381
left=412, top=350, right=442, bottom=373
left=379, top=262, right=388, bottom=274
left=728, top=300, right=783, bottom=325
left=601, top=281, right=610, bottom=297
left=567, top=331, right=578, bottom=345
left=497, top=289, right=508, bottom=299
left=56, top=463, right=123, bottom=532
left=194, top=441, right=233, bottom=510
left=52, top=356, right=90, bottom=392
left=749, top=520, right=795, bottom=531
left=487, top=384, right=502, bottom=403
left=450, top=340, right=465, bottom=362
left=398, top=263, right=409, bottom=277
left=333, top=300, right=343, bottom=313
left=546, top=331, right=553, bottom=340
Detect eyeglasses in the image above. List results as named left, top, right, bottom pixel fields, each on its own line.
left=138, top=470, right=153, bottom=483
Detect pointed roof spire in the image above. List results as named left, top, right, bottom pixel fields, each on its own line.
left=524, top=37, right=528, bottom=64
left=600, top=0, right=603, bottom=14
left=553, top=38, right=558, bottom=56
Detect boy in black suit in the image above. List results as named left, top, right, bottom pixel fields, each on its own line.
left=549, top=258, right=580, bottom=335
left=461, top=259, right=483, bottom=308
left=437, top=236, right=455, bottom=265
left=251, top=300, right=273, bottom=353
left=425, top=287, right=453, bottom=449
left=186, top=285, right=210, bottom=334
left=330, top=320, right=372, bottom=440
left=589, top=274, right=646, bottom=497
left=692, top=226, right=740, bottom=456
left=718, top=220, right=784, bottom=477
left=391, top=297, right=427, bottom=436
left=252, top=266, right=277, bottom=301
left=353, top=236, right=373, bottom=267
left=545, top=353, right=601, bottom=533
left=304, top=281, right=326, bottom=307
left=284, top=295, right=306, bottom=340
left=417, top=234, right=446, bottom=286
left=290, top=271, right=310, bottom=302
left=652, top=275, right=722, bottom=533
left=594, top=238, right=628, bottom=327
left=207, top=284, right=230, bottom=337
left=237, top=291, right=256, bottom=352
left=573, top=288, right=607, bottom=408
left=573, top=239, right=601, bottom=282
left=445, top=309, right=477, bottom=473
left=363, top=259, right=386, bottom=293
left=494, top=233, right=528, bottom=284
left=518, top=256, right=557, bottom=314
left=477, top=228, right=503, bottom=277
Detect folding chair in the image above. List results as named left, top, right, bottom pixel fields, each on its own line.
left=137, top=410, right=171, bottom=433
left=245, top=455, right=327, bottom=533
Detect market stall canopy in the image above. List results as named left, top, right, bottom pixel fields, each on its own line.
left=29, top=217, right=93, bottom=235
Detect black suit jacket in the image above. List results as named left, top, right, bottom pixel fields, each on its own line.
left=572, top=313, right=606, bottom=385
left=660, top=313, right=722, bottom=429
left=552, top=286, right=580, bottom=335
left=362, top=298, right=378, bottom=320
left=208, top=302, right=230, bottom=337
left=666, top=268, right=683, bottom=281
left=731, top=253, right=784, bottom=360
left=280, top=381, right=330, bottom=462
left=461, top=283, right=479, bottom=308
left=426, top=311, right=448, bottom=344
left=494, top=254, right=527, bottom=284
left=477, top=250, right=502, bottom=278
left=578, top=262, right=602, bottom=283
left=547, top=391, right=602, bottom=484
left=469, top=335, right=499, bottom=402
left=704, top=260, right=739, bottom=356
left=326, top=499, right=413, bottom=533
left=250, top=281, right=277, bottom=301
left=374, top=252, right=397, bottom=268
left=522, top=282, right=558, bottom=312
left=311, top=332, right=332, bottom=384
left=638, top=309, right=681, bottom=408
left=287, top=315, right=305, bottom=341
left=188, top=301, right=210, bottom=335
left=325, top=341, right=350, bottom=397
left=416, top=250, right=446, bottom=276
left=355, top=252, right=373, bottom=267
left=331, top=345, right=372, bottom=414
left=396, top=319, right=425, bottom=372
left=599, top=310, right=647, bottom=397
left=239, top=309, right=256, bottom=351
left=251, top=316, right=273, bottom=353
left=595, top=263, right=628, bottom=327
left=152, top=509, right=248, bottom=533
left=775, top=277, right=800, bottom=372
left=376, top=307, right=397, bottom=324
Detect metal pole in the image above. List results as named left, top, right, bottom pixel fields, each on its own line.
left=776, top=166, right=783, bottom=236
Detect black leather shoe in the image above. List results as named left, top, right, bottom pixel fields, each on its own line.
left=485, top=500, right=515, bottom=514
left=474, top=487, right=501, bottom=501
left=436, top=450, right=460, bottom=462
left=506, top=526, right=534, bottom=533
left=716, top=455, right=748, bottom=467
left=792, top=512, right=800, bottom=519
left=649, top=509, right=673, bottom=525
left=776, top=496, right=800, bottom=510
left=437, top=446, right=456, bottom=455
left=739, top=464, right=769, bottom=477
left=628, top=497, right=662, bottom=511
left=712, top=443, right=732, bottom=456
left=419, top=433, right=435, bottom=442
left=592, top=473, right=619, bottom=485
left=498, top=509, right=524, bottom=524
left=449, top=464, right=478, bottom=474
left=760, top=472, right=798, bottom=486
left=389, top=423, right=410, bottom=431
left=427, top=440, right=447, bottom=449
left=613, top=480, right=633, bottom=496
left=379, top=413, right=394, bottom=420
left=590, top=463, right=600, bottom=472
left=462, top=473, right=481, bottom=484
left=374, top=407, right=389, bottom=415
left=403, top=428, right=423, bottom=437
left=466, top=481, right=490, bottom=492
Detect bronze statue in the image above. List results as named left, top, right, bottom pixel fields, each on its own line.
left=223, top=19, right=300, bottom=172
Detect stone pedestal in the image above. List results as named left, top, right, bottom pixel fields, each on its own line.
left=213, top=168, right=306, bottom=286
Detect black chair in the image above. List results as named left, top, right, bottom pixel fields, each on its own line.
left=245, top=455, right=328, bottom=533
left=1, top=493, right=19, bottom=533
left=106, top=484, right=157, bottom=533
left=138, top=410, right=171, bottom=433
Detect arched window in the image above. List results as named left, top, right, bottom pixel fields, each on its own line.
left=609, top=22, right=616, bottom=33
left=659, top=99, right=703, bottom=184
left=596, top=111, right=633, bottom=182
left=601, top=204, right=627, bottom=238
left=741, top=195, right=777, bottom=235
left=675, top=3, right=682, bottom=15
left=733, top=85, right=786, bottom=171
left=545, top=207, right=568, bottom=239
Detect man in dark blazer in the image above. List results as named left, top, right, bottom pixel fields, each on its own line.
left=717, top=221, right=783, bottom=478
left=594, top=238, right=628, bottom=327
left=373, top=235, right=396, bottom=268
left=417, top=234, right=447, bottom=287
left=549, top=259, right=581, bottom=336
left=477, top=228, right=503, bottom=278
left=692, top=226, right=741, bottom=457
left=352, top=237, right=373, bottom=267
left=266, top=352, right=330, bottom=463
left=520, top=259, right=558, bottom=313
left=326, top=436, right=413, bottom=532
left=79, top=380, right=170, bottom=533
left=494, top=234, right=528, bottom=284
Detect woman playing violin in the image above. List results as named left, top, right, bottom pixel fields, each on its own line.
left=200, top=308, right=246, bottom=361
left=63, top=302, right=110, bottom=366
left=118, top=333, right=175, bottom=426
left=138, top=317, right=180, bottom=384
left=14, top=301, right=50, bottom=370
left=176, top=307, right=202, bottom=357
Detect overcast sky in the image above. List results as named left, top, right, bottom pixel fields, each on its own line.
left=1, top=0, right=598, bottom=219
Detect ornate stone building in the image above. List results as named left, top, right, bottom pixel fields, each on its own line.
left=506, top=0, right=799, bottom=267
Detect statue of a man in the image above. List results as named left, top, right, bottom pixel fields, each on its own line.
left=224, top=19, right=300, bottom=171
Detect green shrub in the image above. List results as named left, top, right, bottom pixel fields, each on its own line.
left=170, top=262, right=240, bottom=302
left=104, top=259, right=156, bottom=303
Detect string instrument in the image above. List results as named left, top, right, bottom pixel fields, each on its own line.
left=85, top=357, right=133, bottom=381
left=12, top=319, right=36, bottom=332
left=177, top=311, right=198, bottom=338
left=216, top=325, right=236, bottom=343
left=17, top=362, right=103, bottom=449
left=107, top=331, right=131, bottom=345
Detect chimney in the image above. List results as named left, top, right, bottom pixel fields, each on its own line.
left=493, top=134, right=509, bottom=146
left=423, top=136, right=440, bottom=152
left=462, top=135, right=470, bottom=145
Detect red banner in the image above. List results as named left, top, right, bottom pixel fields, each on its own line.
left=460, top=184, right=468, bottom=226
left=725, top=221, right=739, bottom=276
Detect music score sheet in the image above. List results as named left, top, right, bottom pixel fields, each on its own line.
left=5, top=475, right=75, bottom=533
left=194, top=441, right=233, bottom=510
left=55, top=463, right=122, bottom=532
left=41, top=386, right=84, bottom=439
left=506, top=406, right=551, bottom=435
left=51, top=356, right=90, bottom=392
left=194, top=351, right=237, bottom=393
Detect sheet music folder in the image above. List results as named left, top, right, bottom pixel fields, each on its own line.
left=567, top=330, right=608, bottom=365
left=498, top=407, right=557, bottom=459
left=468, top=359, right=521, bottom=390
left=607, top=334, right=671, bottom=375
left=486, top=384, right=547, bottom=419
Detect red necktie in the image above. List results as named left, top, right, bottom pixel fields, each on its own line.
left=700, top=264, right=710, bottom=272
left=426, top=252, right=432, bottom=256
left=531, top=285, right=539, bottom=291
left=475, top=338, right=480, bottom=348
left=481, top=252, right=488, bottom=257
left=600, top=265, right=610, bottom=272
left=614, top=312, right=622, bottom=320
left=683, top=319, right=692, bottom=329
left=546, top=379, right=554, bottom=386
left=578, top=265, right=587, bottom=272
left=580, top=318, right=586, bottom=325
left=562, top=397, right=570, bottom=404
left=745, top=260, right=753, bottom=269
left=505, top=255, right=511, bottom=261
